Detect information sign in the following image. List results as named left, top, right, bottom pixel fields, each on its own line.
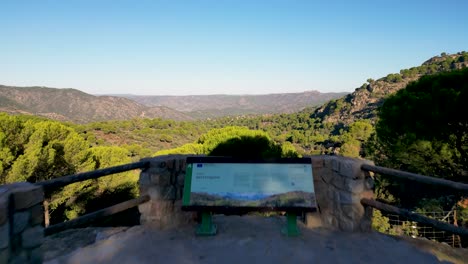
left=183, top=158, right=315, bottom=208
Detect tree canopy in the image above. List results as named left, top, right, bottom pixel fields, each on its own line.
left=154, top=126, right=298, bottom=158
left=375, top=68, right=468, bottom=180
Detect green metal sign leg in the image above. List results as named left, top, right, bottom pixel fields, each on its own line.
left=282, top=212, right=300, bottom=237
left=196, top=212, right=217, bottom=236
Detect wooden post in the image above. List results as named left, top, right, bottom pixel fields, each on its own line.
left=361, top=198, right=468, bottom=236
left=44, top=199, right=50, bottom=227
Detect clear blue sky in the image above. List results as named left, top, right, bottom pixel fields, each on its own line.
left=1, top=0, right=467, bottom=95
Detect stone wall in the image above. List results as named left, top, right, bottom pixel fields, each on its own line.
left=138, top=155, right=197, bottom=228
left=0, top=182, right=44, bottom=263
left=138, top=155, right=375, bottom=232
left=309, top=155, right=374, bottom=232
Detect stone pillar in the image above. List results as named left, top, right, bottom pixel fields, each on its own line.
left=0, top=182, right=44, bottom=263
left=138, top=155, right=196, bottom=229
left=308, top=155, right=374, bottom=232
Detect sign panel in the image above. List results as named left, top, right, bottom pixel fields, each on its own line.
left=183, top=159, right=315, bottom=208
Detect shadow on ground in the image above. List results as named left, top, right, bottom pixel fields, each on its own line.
left=44, top=215, right=468, bottom=264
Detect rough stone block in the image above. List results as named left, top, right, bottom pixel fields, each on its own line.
left=11, top=184, right=44, bottom=210
left=179, top=158, right=186, bottom=171
left=13, top=211, right=30, bottom=235
left=342, top=158, right=375, bottom=180
left=364, top=176, right=374, bottom=190
left=319, top=211, right=333, bottom=227
left=150, top=172, right=170, bottom=186
left=321, top=214, right=339, bottom=230
left=314, top=185, right=328, bottom=209
left=310, top=156, right=324, bottom=168
left=0, top=222, right=9, bottom=249
left=9, top=251, right=27, bottom=264
left=28, top=246, right=43, bottom=264
left=157, top=161, right=166, bottom=168
left=151, top=201, right=174, bottom=219
left=341, top=204, right=363, bottom=220
left=176, top=186, right=184, bottom=200
left=11, top=234, right=21, bottom=250
left=21, top=226, right=43, bottom=249
left=322, top=155, right=333, bottom=169
left=140, top=214, right=156, bottom=225
left=318, top=169, right=334, bottom=184
left=139, top=186, right=149, bottom=197
left=338, top=218, right=355, bottom=232
left=360, top=189, right=374, bottom=201
left=330, top=173, right=345, bottom=190
left=0, top=187, right=8, bottom=199
left=147, top=186, right=176, bottom=201
left=331, top=158, right=340, bottom=172
left=11, top=185, right=43, bottom=211
left=29, top=204, right=43, bottom=226
left=147, top=187, right=164, bottom=200
left=139, top=172, right=151, bottom=186
left=160, top=201, right=195, bottom=228
left=0, top=198, right=7, bottom=225
left=162, top=186, right=177, bottom=200
left=312, top=167, right=322, bottom=183
left=138, top=202, right=151, bottom=214
left=166, top=159, right=175, bottom=169
left=305, top=212, right=322, bottom=228
left=0, top=248, right=9, bottom=264
left=338, top=192, right=353, bottom=205
left=338, top=158, right=362, bottom=179
left=177, top=172, right=186, bottom=186
left=342, top=178, right=365, bottom=194
left=360, top=207, right=373, bottom=232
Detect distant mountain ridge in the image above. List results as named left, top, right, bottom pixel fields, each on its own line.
left=312, top=52, right=468, bottom=126
left=0, top=85, right=193, bottom=123
left=117, top=90, right=348, bottom=118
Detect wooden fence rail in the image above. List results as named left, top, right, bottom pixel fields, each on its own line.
left=33, top=160, right=150, bottom=235
left=361, top=164, right=468, bottom=239
left=36, top=160, right=149, bottom=192
left=44, top=195, right=150, bottom=236
left=361, top=164, right=468, bottom=193
left=361, top=198, right=468, bottom=236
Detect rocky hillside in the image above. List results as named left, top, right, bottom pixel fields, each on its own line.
left=0, top=86, right=193, bottom=123
left=313, top=51, right=468, bottom=126
left=119, top=90, right=348, bottom=118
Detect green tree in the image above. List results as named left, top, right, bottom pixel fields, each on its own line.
left=375, top=68, right=468, bottom=179
left=209, top=135, right=283, bottom=159
left=6, top=121, right=79, bottom=183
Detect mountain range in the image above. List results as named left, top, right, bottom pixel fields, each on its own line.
left=118, top=91, right=348, bottom=118
left=1, top=52, right=466, bottom=124
left=0, top=86, right=193, bottom=123
left=0, top=86, right=346, bottom=123
left=312, top=52, right=468, bottom=126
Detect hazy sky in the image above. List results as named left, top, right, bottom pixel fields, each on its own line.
left=1, top=0, right=467, bottom=95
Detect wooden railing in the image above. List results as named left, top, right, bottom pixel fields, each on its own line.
left=361, top=164, right=468, bottom=236
left=31, top=158, right=468, bottom=237
left=35, top=161, right=150, bottom=236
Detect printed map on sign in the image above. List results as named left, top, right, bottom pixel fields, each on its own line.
left=183, top=162, right=315, bottom=208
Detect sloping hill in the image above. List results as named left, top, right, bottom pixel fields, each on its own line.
left=119, top=90, right=348, bottom=118
left=0, top=86, right=193, bottom=123
left=312, top=52, right=468, bottom=126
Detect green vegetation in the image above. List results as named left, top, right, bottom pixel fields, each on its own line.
left=1, top=51, right=468, bottom=236
left=0, top=113, right=139, bottom=224
left=155, top=126, right=297, bottom=158
left=374, top=68, right=468, bottom=180
left=370, top=68, right=468, bottom=237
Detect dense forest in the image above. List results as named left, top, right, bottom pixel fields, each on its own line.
left=1, top=52, right=467, bottom=238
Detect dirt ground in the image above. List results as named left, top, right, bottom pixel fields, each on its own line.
left=43, top=215, right=468, bottom=264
